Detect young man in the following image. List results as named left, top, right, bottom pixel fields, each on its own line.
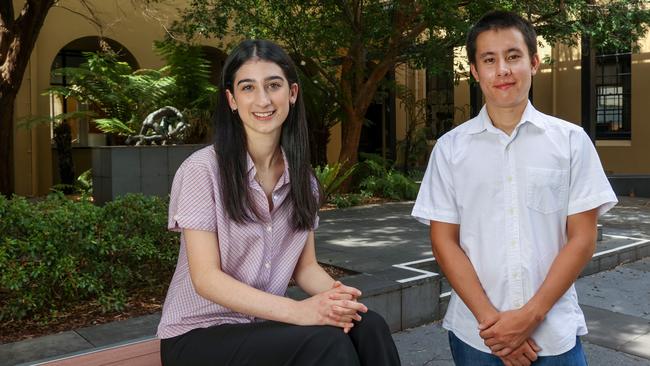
left=412, top=11, right=617, bottom=366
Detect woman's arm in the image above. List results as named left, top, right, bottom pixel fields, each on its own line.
left=185, top=229, right=361, bottom=328
left=293, top=232, right=342, bottom=295
left=292, top=231, right=367, bottom=331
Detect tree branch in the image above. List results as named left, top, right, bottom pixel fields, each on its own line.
left=56, top=5, right=104, bottom=30
left=0, top=0, right=14, bottom=29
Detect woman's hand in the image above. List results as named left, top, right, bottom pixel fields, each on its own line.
left=295, top=281, right=367, bottom=332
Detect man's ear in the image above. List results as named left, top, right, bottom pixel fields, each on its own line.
left=289, top=83, right=299, bottom=104
left=470, top=63, right=479, bottom=82
left=531, top=53, right=541, bottom=76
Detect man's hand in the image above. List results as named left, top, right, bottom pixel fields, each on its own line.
left=498, top=338, right=541, bottom=366
left=479, top=309, right=541, bottom=356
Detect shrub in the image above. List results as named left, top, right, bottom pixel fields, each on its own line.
left=314, top=162, right=357, bottom=199
left=0, top=193, right=178, bottom=321
left=357, top=153, right=419, bottom=200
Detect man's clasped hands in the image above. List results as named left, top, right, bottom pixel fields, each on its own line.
left=479, top=307, right=544, bottom=366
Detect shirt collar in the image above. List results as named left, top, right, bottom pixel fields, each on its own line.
left=246, top=147, right=291, bottom=187
left=467, top=101, right=546, bottom=135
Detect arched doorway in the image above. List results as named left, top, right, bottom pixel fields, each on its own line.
left=200, top=45, right=227, bottom=87
left=49, top=37, right=138, bottom=187
left=50, top=36, right=138, bottom=147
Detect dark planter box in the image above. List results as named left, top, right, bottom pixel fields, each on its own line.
left=607, top=175, right=650, bottom=198
left=92, top=144, right=206, bottom=204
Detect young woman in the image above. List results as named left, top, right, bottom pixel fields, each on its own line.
left=157, top=39, right=401, bottom=366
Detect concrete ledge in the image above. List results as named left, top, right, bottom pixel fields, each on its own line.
left=608, top=175, right=650, bottom=198
left=287, top=269, right=441, bottom=333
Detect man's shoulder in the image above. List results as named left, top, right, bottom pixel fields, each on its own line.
left=533, top=109, right=583, bottom=135
left=436, top=116, right=481, bottom=145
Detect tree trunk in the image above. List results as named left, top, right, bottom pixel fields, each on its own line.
left=338, top=110, right=364, bottom=167
left=308, top=123, right=329, bottom=167
left=0, top=95, right=14, bottom=196
left=0, top=0, right=57, bottom=195
left=53, top=122, right=76, bottom=192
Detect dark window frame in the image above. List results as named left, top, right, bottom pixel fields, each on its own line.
left=595, top=50, right=631, bottom=140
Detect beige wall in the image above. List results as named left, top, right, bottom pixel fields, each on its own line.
left=13, top=0, right=650, bottom=195
left=12, top=0, right=198, bottom=195
left=453, top=35, right=650, bottom=175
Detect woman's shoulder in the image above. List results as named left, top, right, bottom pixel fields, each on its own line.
left=179, top=144, right=217, bottom=172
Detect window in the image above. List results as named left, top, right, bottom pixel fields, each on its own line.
left=426, top=71, right=454, bottom=140
left=595, top=50, right=631, bottom=140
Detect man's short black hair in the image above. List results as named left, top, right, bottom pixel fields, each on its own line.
left=466, top=10, right=537, bottom=65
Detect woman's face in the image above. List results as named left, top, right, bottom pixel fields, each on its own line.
left=226, top=59, right=298, bottom=140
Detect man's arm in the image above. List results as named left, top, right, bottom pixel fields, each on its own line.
left=430, top=221, right=498, bottom=323
left=480, top=208, right=598, bottom=356
left=431, top=221, right=540, bottom=364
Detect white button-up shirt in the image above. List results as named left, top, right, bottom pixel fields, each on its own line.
left=412, top=102, right=617, bottom=356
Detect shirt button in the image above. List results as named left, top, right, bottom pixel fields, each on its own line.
left=507, top=176, right=513, bottom=182
left=508, top=208, right=514, bottom=215
left=265, top=262, right=270, bottom=269
left=266, top=225, right=272, bottom=232
left=514, top=300, right=522, bottom=307
left=511, top=240, right=517, bottom=248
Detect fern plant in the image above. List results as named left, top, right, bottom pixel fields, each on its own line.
left=314, top=162, right=357, bottom=199
left=45, top=41, right=218, bottom=140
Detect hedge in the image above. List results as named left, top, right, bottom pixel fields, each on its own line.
left=0, top=193, right=178, bottom=321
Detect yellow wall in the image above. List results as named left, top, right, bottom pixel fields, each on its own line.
left=12, top=0, right=206, bottom=195
left=13, top=0, right=650, bottom=196
left=453, top=35, right=650, bottom=175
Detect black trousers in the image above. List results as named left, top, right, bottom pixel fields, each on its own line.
left=160, top=310, right=401, bottom=366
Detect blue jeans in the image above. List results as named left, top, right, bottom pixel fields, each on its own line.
left=448, top=331, right=588, bottom=366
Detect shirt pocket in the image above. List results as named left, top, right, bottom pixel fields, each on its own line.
left=525, top=167, right=569, bottom=214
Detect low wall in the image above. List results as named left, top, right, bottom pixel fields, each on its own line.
left=607, top=175, right=650, bottom=198
left=92, top=144, right=206, bottom=204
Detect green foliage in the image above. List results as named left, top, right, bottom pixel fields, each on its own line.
left=328, top=192, right=371, bottom=209
left=0, top=194, right=178, bottom=321
left=176, top=0, right=649, bottom=163
left=50, top=169, right=93, bottom=197
left=314, top=163, right=357, bottom=199
left=44, top=42, right=217, bottom=141
left=357, top=153, right=419, bottom=201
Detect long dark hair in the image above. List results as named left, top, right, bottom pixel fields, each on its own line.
left=214, top=39, right=322, bottom=231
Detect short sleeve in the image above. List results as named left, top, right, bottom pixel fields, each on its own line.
left=168, top=158, right=218, bottom=232
left=567, top=129, right=618, bottom=216
left=411, top=139, right=459, bottom=225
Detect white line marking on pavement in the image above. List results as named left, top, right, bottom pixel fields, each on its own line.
left=394, top=233, right=650, bottom=297
left=392, top=258, right=438, bottom=283
left=594, top=234, right=650, bottom=257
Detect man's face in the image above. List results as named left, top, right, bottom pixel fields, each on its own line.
left=470, top=27, right=540, bottom=111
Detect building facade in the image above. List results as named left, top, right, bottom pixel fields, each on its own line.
left=9, top=0, right=650, bottom=196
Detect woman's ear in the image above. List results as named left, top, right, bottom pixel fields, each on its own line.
left=226, top=89, right=238, bottom=111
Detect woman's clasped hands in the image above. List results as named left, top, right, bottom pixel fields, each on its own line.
left=296, top=281, right=368, bottom=333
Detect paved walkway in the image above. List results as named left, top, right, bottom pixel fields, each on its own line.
left=2, top=197, right=650, bottom=365
left=394, top=257, right=650, bottom=365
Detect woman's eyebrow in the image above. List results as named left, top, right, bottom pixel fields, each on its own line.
left=236, top=78, right=255, bottom=86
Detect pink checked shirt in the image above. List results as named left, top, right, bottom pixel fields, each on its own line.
left=157, top=145, right=318, bottom=339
